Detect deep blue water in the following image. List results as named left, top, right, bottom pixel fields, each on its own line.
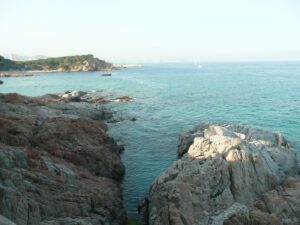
left=1, top=62, right=300, bottom=215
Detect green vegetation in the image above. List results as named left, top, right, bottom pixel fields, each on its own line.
left=0, top=56, right=23, bottom=70
left=127, top=217, right=139, bottom=225
left=0, top=54, right=112, bottom=71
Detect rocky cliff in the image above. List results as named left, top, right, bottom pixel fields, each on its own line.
left=0, top=93, right=126, bottom=225
left=148, top=123, right=299, bottom=225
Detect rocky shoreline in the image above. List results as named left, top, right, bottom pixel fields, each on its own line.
left=144, top=123, right=300, bottom=225
left=0, top=71, right=37, bottom=78
left=0, top=92, right=127, bottom=225
left=1, top=92, right=299, bottom=225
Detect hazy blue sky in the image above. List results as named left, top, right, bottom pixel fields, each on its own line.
left=1, top=0, right=300, bottom=62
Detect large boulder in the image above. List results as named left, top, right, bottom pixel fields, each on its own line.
left=0, top=93, right=126, bottom=225
left=149, top=124, right=299, bottom=225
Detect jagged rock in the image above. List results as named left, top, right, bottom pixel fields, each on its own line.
left=0, top=93, right=126, bottom=225
left=149, top=123, right=299, bottom=225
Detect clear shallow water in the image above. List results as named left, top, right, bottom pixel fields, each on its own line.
left=1, top=62, right=300, bottom=215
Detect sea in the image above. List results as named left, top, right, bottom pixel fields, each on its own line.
left=1, top=62, right=300, bottom=216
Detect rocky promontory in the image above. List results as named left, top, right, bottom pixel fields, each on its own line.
left=0, top=93, right=126, bottom=225
left=0, top=55, right=114, bottom=72
left=147, top=123, right=299, bottom=225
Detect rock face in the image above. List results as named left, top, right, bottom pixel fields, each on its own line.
left=149, top=123, right=299, bottom=225
left=224, top=176, right=300, bottom=225
left=0, top=93, right=126, bottom=225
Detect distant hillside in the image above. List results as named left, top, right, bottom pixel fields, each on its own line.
left=0, top=54, right=113, bottom=72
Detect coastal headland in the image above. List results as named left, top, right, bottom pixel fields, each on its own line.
left=0, top=55, right=116, bottom=75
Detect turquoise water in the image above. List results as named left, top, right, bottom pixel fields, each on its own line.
left=1, top=62, right=300, bottom=215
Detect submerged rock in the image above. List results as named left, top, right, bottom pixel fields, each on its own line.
left=148, top=123, right=299, bottom=225
left=114, top=96, right=133, bottom=102
left=0, top=93, right=126, bottom=225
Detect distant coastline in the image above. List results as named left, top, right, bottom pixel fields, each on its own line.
left=0, top=71, right=37, bottom=78
left=0, top=54, right=114, bottom=74
left=0, top=55, right=144, bottom=77
left=0, top=66, right=143, bottom=78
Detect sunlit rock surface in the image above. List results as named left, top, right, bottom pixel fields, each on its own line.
left=149, top=124, right=299, bottom=225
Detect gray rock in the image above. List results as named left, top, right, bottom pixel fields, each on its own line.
left=41, top=156, right=78, bottom=179
left=149, top=124, right=299, bottom=225
left=0, top=144, right=27, bottom=169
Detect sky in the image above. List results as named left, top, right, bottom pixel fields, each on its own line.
left=0, top=0, right=300, bottom=63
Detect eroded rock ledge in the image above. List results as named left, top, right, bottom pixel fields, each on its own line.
left=0, top=93, right=126, bottom=225
left=148, top=123, right=299, bottom=225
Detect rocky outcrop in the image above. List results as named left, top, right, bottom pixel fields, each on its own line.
left=59, top=90, right=134, bottom=105
left=0, top=93, right=126, bottom=225
left=148, top=123, right=299, bottom=225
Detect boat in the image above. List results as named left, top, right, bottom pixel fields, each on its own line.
left=101, top=73, right=112, bottom=76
